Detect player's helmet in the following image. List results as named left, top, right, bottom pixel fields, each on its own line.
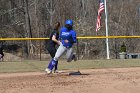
left=65, top=20, right=73, bottom=26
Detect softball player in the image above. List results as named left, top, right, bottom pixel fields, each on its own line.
left=0, top=44, right=4, bottom=62
left=46, top=22, right=60, bottom=72
left=45, top=19, right=77, bottom=74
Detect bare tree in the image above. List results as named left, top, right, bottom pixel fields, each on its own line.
left=1, top=0, right=140, bottom=59
left=23, top=0, right=33, bottom=58
left=46, top=0, right=55, bottom=27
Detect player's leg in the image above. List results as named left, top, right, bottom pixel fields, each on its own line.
left=45, top=43, right=66, bottom=74
left=53, top=43, right=66, bottom=61
left=48, top=48, right=58, bottom=71
left=46, top=59, right=57, bottom=73
left=47, top=45, right=59, bottom=72
left=47, top=46, right=56, bottom=58
left=66, top=48, right=77, bottom=62
left=46, top=47, right=58, bottom=72
left=53, top=43, right=67, bottom=73
left=66, top=48, right=73, bottom=62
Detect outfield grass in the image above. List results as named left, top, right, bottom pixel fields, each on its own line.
left=1, top=59, right=140, bottom=73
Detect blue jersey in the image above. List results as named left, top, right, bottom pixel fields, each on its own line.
left=59, top=27, right=77, bottom=48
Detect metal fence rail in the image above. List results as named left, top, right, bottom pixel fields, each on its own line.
left=1, top=36, right=140, bottom=40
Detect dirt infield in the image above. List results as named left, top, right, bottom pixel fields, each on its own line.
left=0, top=68, right=140, bottom=93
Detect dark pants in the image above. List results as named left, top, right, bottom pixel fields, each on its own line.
left=47, top=46, right=58, bottom=70
left=47, top=47, right=56, bottom=58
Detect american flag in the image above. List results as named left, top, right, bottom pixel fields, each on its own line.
left=96, top=0, right=105, bottom=32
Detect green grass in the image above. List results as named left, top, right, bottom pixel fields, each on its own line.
left=1, top=59, right=140, bottom=73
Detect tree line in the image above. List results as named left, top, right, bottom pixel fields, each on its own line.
left=0, top=0, right=140, bottom=59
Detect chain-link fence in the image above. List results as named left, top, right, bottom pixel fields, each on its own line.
left=1, top=37, right=140, bottom=62
left=77, top=38, right=140, bottom=60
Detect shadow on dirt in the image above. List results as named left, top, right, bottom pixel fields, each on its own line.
left=45, top=71, right=90, bottom=77
left=69, top=71, right=90, bottom=76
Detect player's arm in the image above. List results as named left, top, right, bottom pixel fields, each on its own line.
left=58, top=28, right=62, bottom=42
left=52, top=32, right=60, bottom=45
left=70, top=31, right=77, bottom=43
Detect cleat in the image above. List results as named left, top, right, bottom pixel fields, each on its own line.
left=53, top=70, right=59, bottom=73
left=45, top=68, right=52, bottom=74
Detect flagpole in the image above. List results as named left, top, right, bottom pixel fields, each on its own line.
left=104, top=0, right=110, bottom=59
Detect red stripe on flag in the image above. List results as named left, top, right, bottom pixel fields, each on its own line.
left=96, top=0, right=104, bottom=32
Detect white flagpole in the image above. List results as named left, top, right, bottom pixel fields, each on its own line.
left=104, top=0, right=110, bottom=59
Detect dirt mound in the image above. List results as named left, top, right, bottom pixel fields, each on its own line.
left=0, top=68, right=140, bottom=93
